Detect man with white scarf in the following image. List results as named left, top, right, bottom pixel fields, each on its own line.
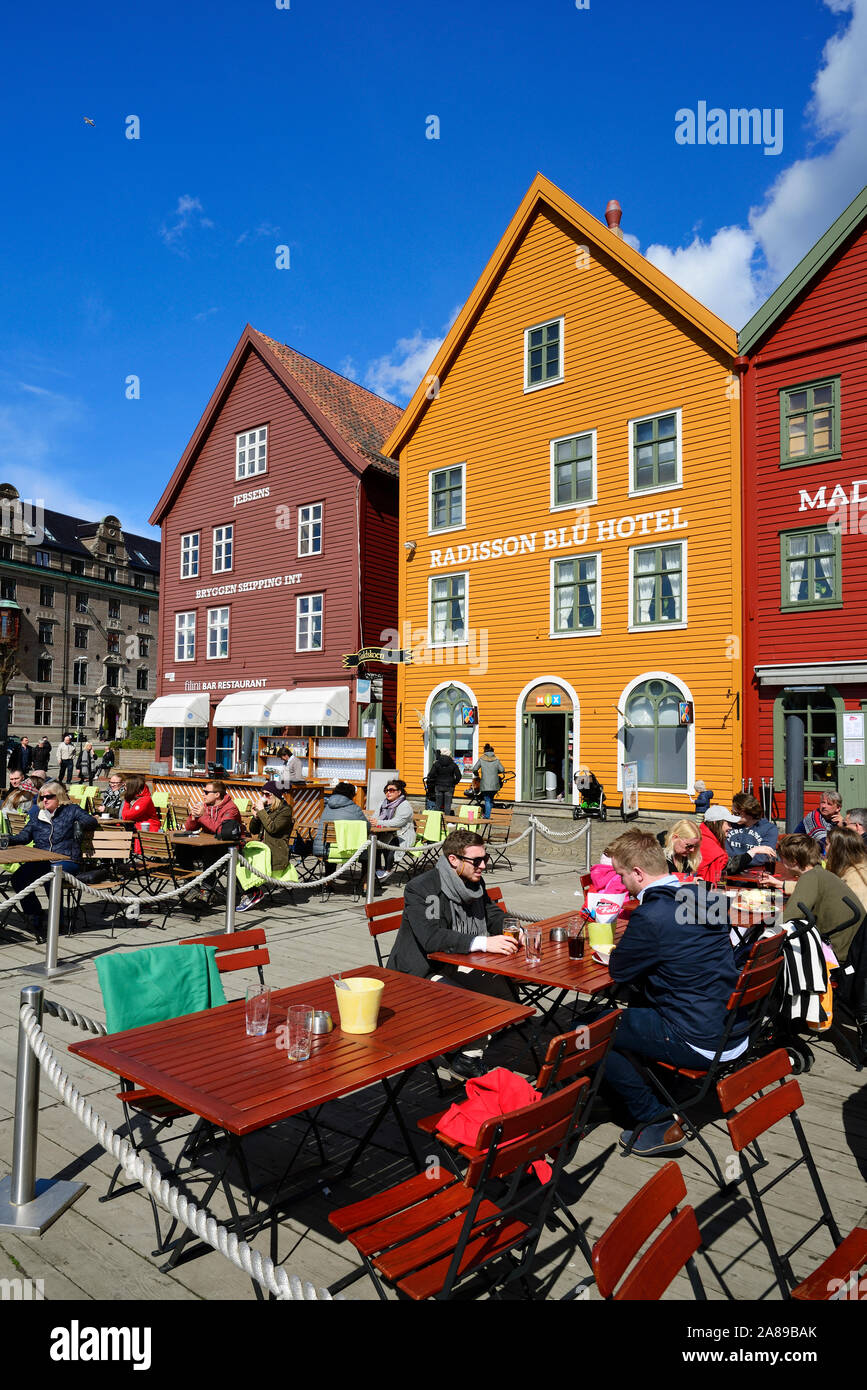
left=389, top=827, right=518, bottom=1079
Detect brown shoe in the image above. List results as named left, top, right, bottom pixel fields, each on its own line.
left=621, top=1118, right=686, bottom=1157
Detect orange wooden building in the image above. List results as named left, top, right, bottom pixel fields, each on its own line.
left=383, top=174, right=742, bottom=812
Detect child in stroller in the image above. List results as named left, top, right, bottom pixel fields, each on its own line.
left=573, top=767, right=606, bottom=820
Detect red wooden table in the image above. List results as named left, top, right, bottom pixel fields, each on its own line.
left=430, top=910, right=623, bottom=997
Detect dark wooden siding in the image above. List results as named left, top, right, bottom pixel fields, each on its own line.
left=359, top=469, right=399, bottom=763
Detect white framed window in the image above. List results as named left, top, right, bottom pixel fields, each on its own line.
left=236, top=426, right=268, bottom=480
left=550, top=431, right=597, bottom=509
left=628, top=540, right=688, bottom=631
left=180, top=532, right=200, bottom=579
left=429, top=573, right=468, bottom=645
left=296, top=594, right=323, bottom=651
left=429, top=464, right=466, bottom=534
left=627, top=408, right=682, bottom=496
left=173, top=726, right=208, bottom=772
left=524, top=317, right=564, bottom=392
left=298, top=503, right=323, bottom=556
left=207, top=606, right=230, bottom=659
left=213, top=524, right=233, bottom=573
left=550, top=553, right=601, bottom=637
left=175, top=611, right=196, bottom=662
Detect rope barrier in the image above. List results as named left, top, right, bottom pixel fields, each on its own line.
left=19, top=1002, right=336, bottom=1301
left=61, top=854, right=232, bottom=907
left=0, top=873, right=56, bottom=912
left=243, top=838, right=371, bottom=889
left=529, top=816, right=592, bottom=844
left=43, top=999, right=107, bottom=1035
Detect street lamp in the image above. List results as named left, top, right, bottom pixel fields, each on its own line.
left=0, top=599, right=21, bottom=768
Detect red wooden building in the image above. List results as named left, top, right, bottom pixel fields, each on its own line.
left=738, top=185, right=867, bottom=818
left=147, top=325, right=401, bottom=775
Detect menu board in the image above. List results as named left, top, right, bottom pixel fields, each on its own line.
left=621, top=762, right=639, bottom=817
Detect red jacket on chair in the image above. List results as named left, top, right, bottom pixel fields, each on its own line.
left=121, top=790, right=160, bottom=833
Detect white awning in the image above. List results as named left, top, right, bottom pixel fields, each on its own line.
left=212, top=689, right=288, bottom=727
left=755, top=662, right=867, bottom=687
left=267, top=686, right=351, bottom=727
left=143, top=694, right=210, bottom=728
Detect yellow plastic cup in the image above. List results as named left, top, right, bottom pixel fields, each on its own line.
left=588, top=920, right=615, bottom=949
left=334, top=977, right=385, bottom=1034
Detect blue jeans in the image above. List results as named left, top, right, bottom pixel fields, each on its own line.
left=604, top=1007, right=711, bottom=1126
left=482, top=792, right=495, bottom=820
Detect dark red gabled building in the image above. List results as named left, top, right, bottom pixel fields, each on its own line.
left=148, top=325, right=401, bottom=773
left=739, top=185, right=867, bottom=818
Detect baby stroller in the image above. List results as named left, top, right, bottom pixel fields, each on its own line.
left=572, top=769, right=606, bottom=821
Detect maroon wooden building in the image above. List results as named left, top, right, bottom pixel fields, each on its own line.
left=148, top=325, right=401, bottom=775
left=738, top=185, right=867, bottom=818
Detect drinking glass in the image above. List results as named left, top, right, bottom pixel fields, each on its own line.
left=523, top=928, right=542, bottom=967
left=245, top=983, right=271, bottom=1037
left=501, top=914, right=522, bottom=945
left=286, top=1003, right=314, bottom=1061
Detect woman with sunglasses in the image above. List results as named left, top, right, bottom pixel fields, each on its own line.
left=370, top=779, right=415, bottom=883
left=7, top=780, right=97, bottom=938
left=657, top=819, right=703, bottom=876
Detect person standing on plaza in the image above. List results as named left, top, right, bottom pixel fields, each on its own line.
left=57, top=734, right=75, bottom=785
left=32, top=737, right=51, bottom=774
left=76, top=741, right=96, bottom=785
left=471, top=743, right=505, bottom=820
left=427, top=748, right=462, bottom=815
left=8, top=736, right=32, bottom=777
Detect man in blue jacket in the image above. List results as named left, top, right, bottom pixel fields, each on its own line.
left=605, top=829, right=744, bottom=1157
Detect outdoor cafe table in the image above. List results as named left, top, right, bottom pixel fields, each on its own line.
left=69, top=964, right=534, bottom=1262
left=0, top=846, right=69, bottom=866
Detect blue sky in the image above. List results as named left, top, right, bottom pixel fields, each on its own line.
left=1, top=0, right=865, bottom=537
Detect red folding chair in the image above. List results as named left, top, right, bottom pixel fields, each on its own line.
left=592, top=1161, right=706, bottom=1300
left=718, top=1049, right=867, bottom=1300
left=328, top=1077, right=590, bottom=1300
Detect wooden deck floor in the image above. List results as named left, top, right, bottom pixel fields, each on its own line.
left=0, top=840, right=864, bottom=1309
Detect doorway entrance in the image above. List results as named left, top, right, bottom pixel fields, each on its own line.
left=521, top=683, right=573, bottom=799
left=105, top=704, right=118, bottom=739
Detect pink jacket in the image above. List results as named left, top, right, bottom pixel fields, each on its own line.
left=589, top=860, right=626, bottom=894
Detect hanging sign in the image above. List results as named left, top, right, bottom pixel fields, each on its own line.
left=342, top=647, right=413, bottom=668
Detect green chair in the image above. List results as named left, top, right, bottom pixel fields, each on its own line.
left=402, top=811, right=446, bottom=878
left=322, top=820, right=369, bottom=902
left=0, top=810, right=20, bottom=878
left=78, top=785, right=98, bottom=808
left=67, top=785, right=84, bottom=802
left=458, top=804, right=481, bottom=822
left=234, top=796, right=251, bottom=815
left=236, top=841, right=298, bottom=901
left=151, top=789, right=171, bottom=829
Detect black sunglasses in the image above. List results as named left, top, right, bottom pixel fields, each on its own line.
left=455, top=853, right=490, bottom=866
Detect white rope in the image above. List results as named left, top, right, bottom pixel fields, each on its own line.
left=62, top=854, right=232, bottom=906
left=0, top=872, right=56, bottom=912
left=43, top=999, right=107, bottom=1035
left=19, top=1004, right=336, bottom=1301
left=530, top=816, right=592, bottom=844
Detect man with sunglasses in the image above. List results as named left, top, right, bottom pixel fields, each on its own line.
left=7, top=780, right=97, bottom=939
left=389, top=827, right=518, bottom=1079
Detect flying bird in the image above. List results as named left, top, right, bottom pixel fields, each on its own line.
left=83, top=117, right=95, bottom=126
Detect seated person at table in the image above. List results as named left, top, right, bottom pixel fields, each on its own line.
left=7, top=780, right=98, bottom=939
left=657, top=819, right=702, bottom=876
left=793, top=789, right=844, bottom=852
left=845, top=807, right=867, bottom=846
left=371, top=778, right=416, bottom=882
left=587, top=847, right=627, bottom=894
left=826, top=827, right=867, bottom=919
left=99, top=773, right=126, bottom=817
left=389, top=828, right=518, bottom=1080
left=184, top=779, right=242, bottom=837
left=605, top=829, right=744, bottom=1158
left=120, top=775, right=159, bottom=832
left=2, top=769, right=35, bottom=814
left=237, top=780, right=294, bottom=912
left=726, top=792, right=779, bottom=867
left=769, top=833, right=864, bottom=964
left=311, top=782, right=368, bottom=858
left=698, top=806, right=767, bottom=884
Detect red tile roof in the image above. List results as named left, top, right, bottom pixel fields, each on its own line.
left=253, top=330, right=402, bottom=474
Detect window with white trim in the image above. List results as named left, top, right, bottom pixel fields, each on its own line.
left=429, top=466, right=465, bottom=532
left=629, top=410, right=681, bottom=493
left=429, top=573, right=467, bottom=644
left=180, top=532, right=199, bottom=579
left=551, top=554, right=600, bottom=635
left=524, top=317, right=563, bottom=391
left=631, top=543, right=685, bottom=627
left=213, top=524, right=233, bottom=573
left=550, top=432, right=596, bottom=508
left=296, top=594, right=323, bottom=651
left=298, top=504, right=323, bottom=556
left=207, top=606, right=229, bottom=659
left=175, top=611, right=196, bottom=662
left=236, top=426, right=268, bottom=480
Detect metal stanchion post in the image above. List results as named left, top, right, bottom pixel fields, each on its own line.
left=521, top=817, right=539, bottom=886
left=29, top=861, right=80, bottom=978
left=583, top=821, right=592, bottom=875
left=366, top=834, right=378, bottom=906
left=0, top=985, right=85, bottom=1233
left=224, top=845, right=238, bottom=935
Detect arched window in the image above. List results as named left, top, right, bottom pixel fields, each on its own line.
left=624, top=678, right=687, bottom=788
left=429, top=684, right=474, bottom=769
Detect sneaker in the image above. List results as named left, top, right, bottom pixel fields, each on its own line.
left=619, top=1118, right=686, bottom=1157
left=448, top=1053, right=488, bottom=1082
left=237, top=891, right=263, bottom=912
left=375, top=869, right=390, bottom=882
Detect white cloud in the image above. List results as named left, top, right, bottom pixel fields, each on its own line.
left=363, top=308, right=461, bottom=405
left=339, top=356, right=358, bottom=381
left=160, top=195, right=214, bottom=252
left=193, top=307, right=220, bottom=322
left=637, top=0, right=867, bottom=327
left=236, top=222, right=281, bottom=246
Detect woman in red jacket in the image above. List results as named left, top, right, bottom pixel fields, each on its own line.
left=698, top=806, right=761, bottom=884
left=120, top=775, right=160, bottom=833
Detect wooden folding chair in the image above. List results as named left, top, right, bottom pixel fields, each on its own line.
left=485, top=809, right=515, bottom=870
left=129, top=831, right=205, bottom=929
left=83, top=827, right=136, bottom=934
left=319, top=820, right=368, bottom=903
left=328, top=1077, right=591, bottom=1300
left=717, top=1049, right=867, bottom=1299
left=592, top=1161, right=706, bottom=1300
